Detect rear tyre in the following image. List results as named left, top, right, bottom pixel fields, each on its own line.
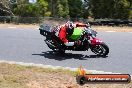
left=52, top=40, right=65, bottom=54
left=91, top=42, right=109, bottom=56
left=58, top=49, right=65, bottom=54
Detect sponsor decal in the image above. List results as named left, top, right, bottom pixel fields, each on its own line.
left=76, top=66, right=131, bottom=85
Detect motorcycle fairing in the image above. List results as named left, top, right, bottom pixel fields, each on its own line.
left=91, top=38, right=103, bottom=47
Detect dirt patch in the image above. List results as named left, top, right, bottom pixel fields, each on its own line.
left=0, top=23, right=132, bottom=32
left=92, top=26, right=132, bottom=32
left=0, top=63, right=132, bottom=88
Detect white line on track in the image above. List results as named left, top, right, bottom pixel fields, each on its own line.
left=0, top=60, right=122, bottom=74
left=105, top=31, right=116, bottom=32
left=8, top=27, right=17, bottom=29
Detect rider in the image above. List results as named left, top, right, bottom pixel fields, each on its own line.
left=58, top=21, right=89, bottom=46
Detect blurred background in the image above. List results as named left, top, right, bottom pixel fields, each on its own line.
left=0, top=0, right=132, bottom=26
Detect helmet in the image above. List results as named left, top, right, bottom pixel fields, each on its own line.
left=65, top=21, right=74, bottom=35
left=86, top=22, right=90, bottom=28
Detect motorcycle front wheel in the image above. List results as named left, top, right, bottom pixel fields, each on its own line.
left=91, top=42, right=109, bottom=56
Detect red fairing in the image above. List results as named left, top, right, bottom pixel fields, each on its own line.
left=75, top=23, right=87, bottom=27
left=91, top=38, right=103, bottom=46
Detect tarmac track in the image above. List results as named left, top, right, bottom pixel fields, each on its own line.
left=0, top=26, right=132, bottom=74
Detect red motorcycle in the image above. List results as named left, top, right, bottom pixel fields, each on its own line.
left=39, top=24, right=109, bottom=56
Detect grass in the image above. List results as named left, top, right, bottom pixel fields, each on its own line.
left=0, top=62, right=131, bottom=88
left=0, top=63, right=78, bottom=88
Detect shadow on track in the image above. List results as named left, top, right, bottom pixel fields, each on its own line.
left=32, top=51, right=108, bottom=61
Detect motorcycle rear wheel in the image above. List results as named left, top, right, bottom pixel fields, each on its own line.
left=52, top=40, right=65, bottom=54
left=91, top=42, right=109, bottom=56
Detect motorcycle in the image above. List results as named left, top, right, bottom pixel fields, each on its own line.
left=39, top=24, right=109, bottom=56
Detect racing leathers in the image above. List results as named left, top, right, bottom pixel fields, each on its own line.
left=58, top=22, right=88, bottom=46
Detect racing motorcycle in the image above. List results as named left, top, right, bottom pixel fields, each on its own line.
left=39, top=24, right=109, bottom=56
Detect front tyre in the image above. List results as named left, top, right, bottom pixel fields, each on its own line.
left=91, top=42, right=109, bottom=56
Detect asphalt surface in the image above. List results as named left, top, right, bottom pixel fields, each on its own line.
left=0, top=26, right=132, bottom=74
